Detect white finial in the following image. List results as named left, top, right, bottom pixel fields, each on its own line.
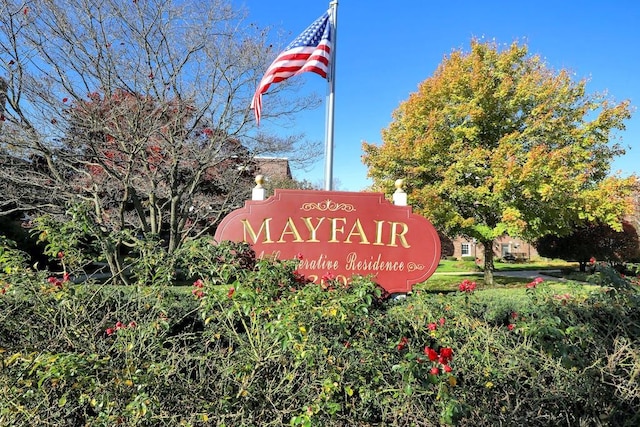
left=393, top=179, right=407, bottom=206
left=252, top=175, right=266, bottom=200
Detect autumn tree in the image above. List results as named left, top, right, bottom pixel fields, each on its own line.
left=362, top=39, right=637, bottom=285
left=0, top=0, right=321, bottom=283
left=535, top=221, right=640, bottom=272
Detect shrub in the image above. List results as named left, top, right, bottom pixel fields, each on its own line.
left=1, top=253, right=639, bottom=426
left=174, top=238, right=255, bottom=284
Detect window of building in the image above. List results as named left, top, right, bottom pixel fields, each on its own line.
left=461, top=243, right=471, bottom=256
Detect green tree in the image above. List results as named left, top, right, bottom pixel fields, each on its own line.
left=362, top=39, right=637, bottom=285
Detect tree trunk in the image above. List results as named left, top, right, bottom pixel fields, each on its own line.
left=483, top=240, right=495, bottom=286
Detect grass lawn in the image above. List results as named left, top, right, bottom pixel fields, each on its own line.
left=419, top=271, right=592, bottom=294
left=435, top=258, right=577, bottom=273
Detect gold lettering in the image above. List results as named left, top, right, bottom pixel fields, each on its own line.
left=373, top=220, right=385, bottom=246
left=301, top=217, right=325, bottom=242
left=344, top=218, right=370, bottom=244
left=329, top=218, right=346, bottom=243
left=389, top=222, right=410, bottom=248
left=241, top=218, right=273, bottom=243
left=277, top=217, right=304, bottom=243
left=344, top=252, right=405, bottom=271
left=345, top=252, right=357, bottom=269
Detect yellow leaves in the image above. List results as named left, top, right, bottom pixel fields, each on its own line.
left=366, top=36, right=635, bottom=242
left=4, top=352, right=23, bottom=367
left=501, top=207, right=527, bottom=230
left=538, top=183, right=553, bottom=201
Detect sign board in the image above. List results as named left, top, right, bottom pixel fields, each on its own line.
left=214, top=190, right=441, bottom=294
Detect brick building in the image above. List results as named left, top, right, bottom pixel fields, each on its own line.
left=254, top=157, right=292, bottom=180
left=446, top=235, right=539, bottom=262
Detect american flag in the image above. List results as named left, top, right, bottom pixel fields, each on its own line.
left=251, top=10, right=333, bottom=125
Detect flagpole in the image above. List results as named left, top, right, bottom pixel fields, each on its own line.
left=323, top=0, right=338, bottom=191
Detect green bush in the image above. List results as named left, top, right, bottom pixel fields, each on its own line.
left=460, top=256, right=476, bottom=262
left=1, top=251, right=639, bottom=426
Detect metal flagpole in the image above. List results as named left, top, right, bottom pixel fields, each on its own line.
left=323, top=0, right=338, bottom=191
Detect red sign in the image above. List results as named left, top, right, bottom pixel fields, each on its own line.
left=214, top=190, right=441, bottom=294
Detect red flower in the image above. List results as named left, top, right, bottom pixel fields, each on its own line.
left=227, top=287, right=235, bottom=298
left=47, top=276, right=64, bottom=288
left=430, top=367, right=440, bottom=375
left=193, top=279, right=204, bottom=288
left=526, top=278, right=543, bottom=289
left=459, top=279, right=477, bottom=292
left=439, top=347, right=453, bottom=364
left=128, top=321, right=137, bottom=328
left=443, top=364, right=453, bottom=373
left=507, top=324, right=515, bottom=331
left=424, top=346, right=438, bottom=361
left=589, top=257, right=596, bottom=264
left=106, top=328, right=115, bottom=335
left=115, top=321, right=124, bottom=330
left=397, top=336, right=409, bottom=351
left=511, top=311, right=518, bottom=319
left=427, top=323, right=437, bottom=331
left=63, top=272, right=70, bottom=282
left=192, top=289, right=204, bottom=299
left=439, top=317, right=446, bottom=326
left=344, top=341, right=351, bottom=348
left=296, top=253, right=304, bottom=260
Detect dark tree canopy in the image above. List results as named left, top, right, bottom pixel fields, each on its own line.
left=536, top=221, right=640, bottom=272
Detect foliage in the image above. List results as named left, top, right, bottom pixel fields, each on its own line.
left=0, top=235, right=27, bottom=274
left=1, top=245, right=640, bottom=425
left=31, top=204, right=103, bottom=275
left=262, top=176, right=320, bottom=196
left=362, top=39, right=637, bottom=285
left=174, top=239, right=256, bottom=284
left=536, top=220, right=640, bottom=271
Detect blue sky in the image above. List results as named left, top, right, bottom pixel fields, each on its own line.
left=238, top=0, right=640, bottom=191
